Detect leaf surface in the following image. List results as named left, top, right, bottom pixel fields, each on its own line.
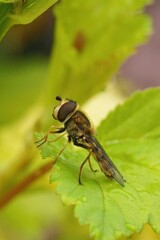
left=37, top=88, right=160, bottom=240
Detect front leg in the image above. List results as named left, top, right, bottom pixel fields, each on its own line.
left=35, top=126, right=65, bottom=147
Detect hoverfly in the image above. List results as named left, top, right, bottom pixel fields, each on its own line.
left=36, top=96, right=125, bottom=186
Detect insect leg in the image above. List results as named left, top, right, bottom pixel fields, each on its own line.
left=53, top=141, right=69, bottom=164
left=35, top=126, right=65, bottom=147
left=71, top=136, right=97, bottom=183
left=79, top=150, right=92, bottom=185
left=48, top=132, right=66, bottom=143
left=88, top=157, right=98, bottom=173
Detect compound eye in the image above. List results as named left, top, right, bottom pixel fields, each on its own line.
left=58, top=101, right=77, bottom=122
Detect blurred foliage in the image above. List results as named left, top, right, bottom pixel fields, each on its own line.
left=0, top=0, right=59, bottom=40
left=1, top=0, right=160, bottom=240
left=0, top=189, right=92, bottom=240
left=0, top=55, right=48, bottom=124
left=45, top=0, right=152, bottom=105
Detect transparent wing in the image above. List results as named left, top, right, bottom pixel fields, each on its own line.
left=87, top=136, right=125, bottom=186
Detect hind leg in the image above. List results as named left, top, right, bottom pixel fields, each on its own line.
left=79, top=150, right=92, bottom=185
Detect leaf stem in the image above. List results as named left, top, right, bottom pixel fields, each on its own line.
left=0, top=161, right=53, bottom=209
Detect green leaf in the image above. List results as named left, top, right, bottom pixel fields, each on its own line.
left=45, top=0, right=152, bottom=104
left=37, top=87, right=160, bottom=240
left=0, top=0, right=59, bottom=40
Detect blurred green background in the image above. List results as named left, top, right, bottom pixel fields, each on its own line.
left=0, top=0, right=160, bottom=240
